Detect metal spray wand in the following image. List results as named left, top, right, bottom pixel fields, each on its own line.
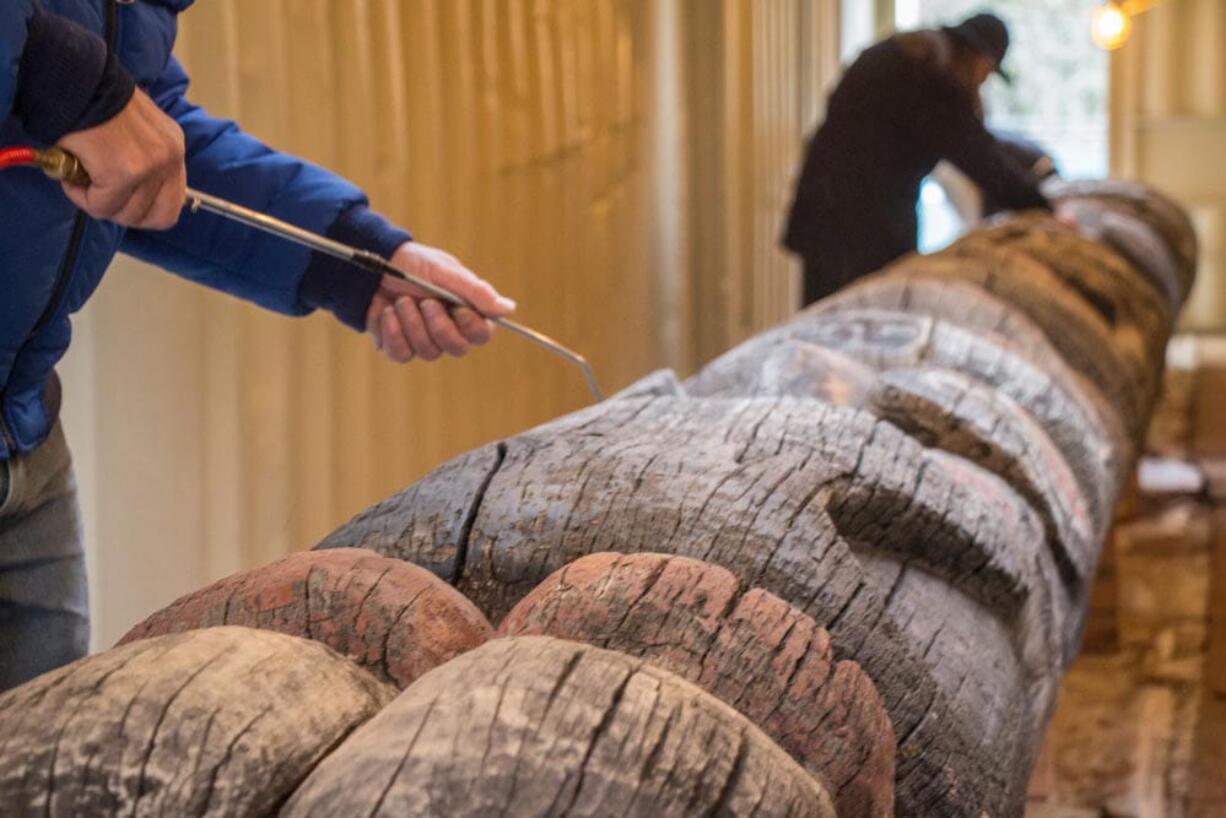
left=30, top=147, right=604, bottom=402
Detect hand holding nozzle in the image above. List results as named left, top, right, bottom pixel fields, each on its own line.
left=54, top=88, right=188, bottom=229
left=38, top=146, right=604, bottom=401
left=184, top=189, right=603, bottom=400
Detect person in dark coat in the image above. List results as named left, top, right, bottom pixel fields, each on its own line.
left=783, top=13, right=1052, bottom=306
left=982, top=129, right=1058, bottom=216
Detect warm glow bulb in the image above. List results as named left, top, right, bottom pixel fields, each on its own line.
left=1091, top=2, right=1132, bottom=50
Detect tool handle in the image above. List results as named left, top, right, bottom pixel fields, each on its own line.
left=35, top=147, right=91, bottom=187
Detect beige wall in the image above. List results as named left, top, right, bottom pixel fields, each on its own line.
left=1111, top=0, right=1226, bottom=330
left=60, top=0, right=839, bottom=648
left=681, top=0, right=840, bottom=364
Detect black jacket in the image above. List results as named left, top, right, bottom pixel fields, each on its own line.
left=783, top=37, right=1050, bottom=294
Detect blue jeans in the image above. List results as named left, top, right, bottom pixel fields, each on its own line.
left=0, top=421, right=88, bottom=690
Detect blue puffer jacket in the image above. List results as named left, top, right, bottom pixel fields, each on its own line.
left=1, top=0, right=410, bottom=459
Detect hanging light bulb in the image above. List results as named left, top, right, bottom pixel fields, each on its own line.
left=1091, top=2, right=1133, bottom=50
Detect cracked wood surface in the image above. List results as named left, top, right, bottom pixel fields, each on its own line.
left=813, top=274, right=1070, bottom=368
left=318, top=395, right=1070, bottom=816
left=497, top=552, right=895, bottom=818
left=283, top=636, right=835, bottom=818
left=849, top=250, right=1148, bottom=438
left=0, top=627, right=394, bottom=817
left=685, top=306, right=1122, bottom=529
left=687, top=281, right=1113, bottom=580
left=305, top=186, right=1190, bottom=817
left=866, top=367, right=1098, bottom=593
left=318, top=444, right=507, bottom=583
left=118, top=549, right=491, bottom=689
left=809, top=266, right=1132, bottom=453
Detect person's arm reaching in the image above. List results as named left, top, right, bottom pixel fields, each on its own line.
left=907, top=70, right=1050, bottom=213
left=8, top=6, right=510, bottom=361
left=116, top=57, right=512, bottom=359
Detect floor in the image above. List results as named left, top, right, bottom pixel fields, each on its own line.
left=1025, top=336, right=1226, bottom=818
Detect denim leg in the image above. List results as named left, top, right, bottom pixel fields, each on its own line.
left=0, top=423, right=88, bottom=691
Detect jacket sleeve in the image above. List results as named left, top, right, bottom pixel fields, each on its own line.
left=0, top=1, right=37, bottom=121
left=904, top=70, right=1050, bottom=213
left=4, top=1, right=135, bottom=143
left=119, top=57, right=411, bottom=331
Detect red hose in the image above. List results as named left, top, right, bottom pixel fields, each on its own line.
left=0, top=146, right=37, bottom=171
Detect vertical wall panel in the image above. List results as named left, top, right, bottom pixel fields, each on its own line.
left=1113, top=0, right=1226, bottom=331
left=681, top=0, right=841, bottom=367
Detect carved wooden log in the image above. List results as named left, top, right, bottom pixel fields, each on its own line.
left=282, top=636, right=836, bottom=818
left=684, top=307, right=1124, bottom=530
left=1, top=181, right=1187, bottom=818
left=952, top=213, right=1173, bottom=370
left=313, top=182, right=1192, bottom=817
left=319, top=395, right=1070, bottom=816
left=845, top=250, right=1149, bottom=437
left=118, top=548, right=492, bottom=689
left=498, top=552, right=896, bottom=818
left=0, top=627, right=394, bottom=816
left=1045, top=178, right=1198, bottom=295
left=865, top=369, right=1095, bottom=605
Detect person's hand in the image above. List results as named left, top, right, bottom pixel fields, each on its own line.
left=366, top=242, right=516, bottom=363
left=57, top=88, right=186, bottom=230
left=1054, top=201, right=1081, bottom=230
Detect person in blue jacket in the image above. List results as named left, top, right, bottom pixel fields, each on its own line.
left=1, top=0, right=516, bottom=689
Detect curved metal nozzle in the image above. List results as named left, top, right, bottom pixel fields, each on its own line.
left=493, top=318, right=603, bottom=401
left=28, top=160, right=602, bottom=402
left=185, top=187, right=604, bottom=402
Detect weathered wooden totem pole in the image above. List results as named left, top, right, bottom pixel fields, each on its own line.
left=0, top=180, right=1196, bottom=817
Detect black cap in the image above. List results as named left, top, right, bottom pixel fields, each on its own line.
left=943, top=12, right=1013, bottom=83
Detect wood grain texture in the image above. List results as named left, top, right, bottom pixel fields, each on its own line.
left=318, top=395, right=1069, bottom=816
left=282, top=636, right=836, bottom=818
left=866, top=367, right=1098, bottom=590
left=498, top=552, right=895, bottom=818
left=1059, top=202, right=1184, bottom=312
left=119, top=549, right=492, bottom=689
left=859, top=250, right=1147, bottom=438
left=0, top=627, right=394, bottom=817
left=684, top=306, right=1123, bottom=529
left=706, top=275, right=1115, bottom=566
left=813, top=274, right=1067, bottom=368
left=307, top=187, right=1192, bottom=818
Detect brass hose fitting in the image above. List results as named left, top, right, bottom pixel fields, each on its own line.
left=34, top=148, right=91, bottom=186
